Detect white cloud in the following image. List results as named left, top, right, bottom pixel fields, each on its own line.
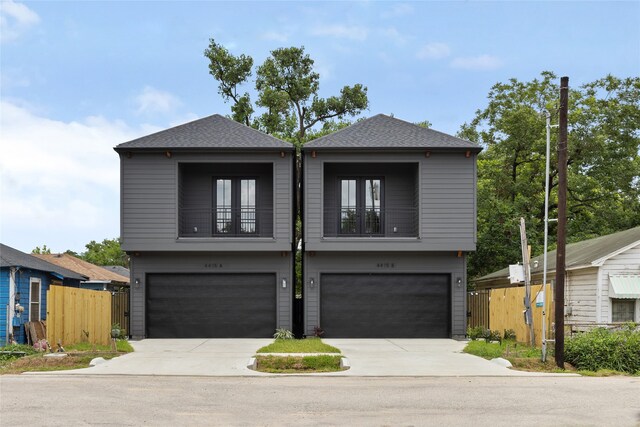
left=311, top=24, right=368, bottom=41
left=0, top=100, right=157, bottom=253
left=0, top=0, right=40, bottom=43
left=380, top=27, right=409, bottom=46
left=381, top=3, right=414, bottom=18
left=261, top=30, right=289, bottom=43
left=416, top=42, right=451, bottom=60
left=134, top=86, right=182, bottom=115
left=450, top=54, right=504, bottom=70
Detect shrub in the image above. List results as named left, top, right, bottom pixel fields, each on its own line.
left=0, top=344, right=38, bottom=361
left=565, top=325, right=640, bottom=374
left=467, top=326, right=484, bottom=340
left=273, top=328, right=295, bottom=340
left=483, top=329, right=502, bottom=344
left=503, top=329, right=516, bottom=341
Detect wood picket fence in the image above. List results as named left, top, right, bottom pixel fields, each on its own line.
left=488, top=284, right=554, bottom=347
left=46, top=286, right=112, bottom=346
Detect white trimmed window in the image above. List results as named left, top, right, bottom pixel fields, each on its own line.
left=29, top=278, right=42, bottom=322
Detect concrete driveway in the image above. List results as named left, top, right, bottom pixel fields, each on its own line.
left=55, top=339, right=272, bottom=376
left=32, top=338, right=574, bottom=377
left=322, top=339, right=558, bottom=376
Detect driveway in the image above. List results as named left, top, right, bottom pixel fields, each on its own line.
left=322, top=339, right=559, bottom=376
left=31, top=338, right=574, bottom=377
left=53, top=339, right=273, bottom=376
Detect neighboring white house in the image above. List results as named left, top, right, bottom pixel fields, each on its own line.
left=474, top=226, right=640, bottom=329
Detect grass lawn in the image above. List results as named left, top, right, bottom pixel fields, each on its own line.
left=0, top=340, right=134, bottom=375
left=256, top=337, right=341, bottom=354
left=463, top=339, right=632, bottom=375
left=255, top=355, right=344, bottom=373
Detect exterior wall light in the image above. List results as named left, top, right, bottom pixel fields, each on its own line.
left=456, top=277, right=463, bottom=288
left=310, top=278, right=315, bottom=288
left=134, top=278, right=140, bottom=288
left=282, top=278, right=287, bottom=288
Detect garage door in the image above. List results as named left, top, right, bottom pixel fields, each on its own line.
left=320, top=274, right=450, bottom=338
left=146, top=273, right=276, bottom=338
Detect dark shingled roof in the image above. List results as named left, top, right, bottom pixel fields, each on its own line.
left=474, top=226, right=640, bottom=286
left=303, top=114, right=482, bottom=151
left=101, top=265, right=130, bottom=278
left=115, top=114, right=293, bottom=151
left=0, top=244, right=87, bottom=281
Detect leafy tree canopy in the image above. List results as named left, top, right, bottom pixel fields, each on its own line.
left=460, top=72, right=640, bottom=279
left=204, top=39, right=369, bottom=145
left=31, top=245, right=51, bottom=254
left=82, top=238, right=128, bottom=267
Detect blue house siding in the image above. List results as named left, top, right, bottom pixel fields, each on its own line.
left=0, top=269, right=8, bottom=344
left=1, top=267, right=81, bottom=345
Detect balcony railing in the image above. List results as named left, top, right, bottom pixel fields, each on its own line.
left=179, top=208, right=273, bottom=238
left=323, top=206, right=418, bottom=237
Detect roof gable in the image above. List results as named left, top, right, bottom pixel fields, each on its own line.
left=474, top=226, right=640, bottom=284
left=0, top=244, right=86, bottom=280
left=303, top=114, right=482, bottom=151
left=115, top=114, right=293, bottom=151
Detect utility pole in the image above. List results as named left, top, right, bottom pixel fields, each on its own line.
left=555, top=76, right=569, bottom=369
left=541, top=110, right=557, bottom=363
left=519, top=218, right=535, bottom=347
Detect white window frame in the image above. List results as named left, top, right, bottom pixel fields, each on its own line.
left=29, top=277, right=42, bottom=322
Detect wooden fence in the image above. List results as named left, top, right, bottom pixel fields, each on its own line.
left=47, top=286, right=112, bottom=346
left=111, top=291, right=129, bottom=336
left=467, top=290, right=490, bottom=329
left=488, top=284, right=554, bottom=347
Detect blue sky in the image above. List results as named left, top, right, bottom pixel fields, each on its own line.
left=1, top=0, right=639, bottom=254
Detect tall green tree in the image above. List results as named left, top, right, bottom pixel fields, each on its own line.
left=82, top=238, right=128, bottom=267
left=204, top=40, right=254, bottom=126
left=460, top=72, right=640, bottom=279
left=204, top=39, right=369, bottom=145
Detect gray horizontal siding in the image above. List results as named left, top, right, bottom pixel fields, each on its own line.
left=120, top=151, right=293, bottom=251
left=303, top=151, right=477, bottom=251
left=129, top=251, right=293, bottom=339
left=303, top=251, right=467, bottom=337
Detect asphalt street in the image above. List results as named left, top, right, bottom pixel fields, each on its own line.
left=1, top=375, right=638, bottom=426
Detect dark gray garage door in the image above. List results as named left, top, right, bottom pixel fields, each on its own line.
left=146, top=273, right=276, bottom=338
left=321, top=274, right=450, bottom=338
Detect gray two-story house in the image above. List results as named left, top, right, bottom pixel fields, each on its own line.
left=115, top=115, right=295, bottom=339
left=302, top=114, right=480, bottom=338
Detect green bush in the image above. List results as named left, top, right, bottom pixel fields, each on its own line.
left=565, top=325, right=640, bottom=374
left=0, top=344, right=38, bottom=361
left=483, top=329, right=502, bottom=344
left=503, top=329, right=516, bottom=341
left=467, top=326, right=484, bottom=340
left=273, top=328, right=295, bottom=340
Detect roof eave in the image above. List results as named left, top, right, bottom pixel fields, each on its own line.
left=114, top=146, right=295, bottom=153
left=301, top=146, right=482, bottom=153
left=590, top=240, right=640, bottom=267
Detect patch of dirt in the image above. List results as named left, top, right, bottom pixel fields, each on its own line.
left=509, top=357, right=576, bottom=372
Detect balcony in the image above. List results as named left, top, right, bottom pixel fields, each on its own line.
left=179, top=208, right=273, bottom=238
left=323, top=206, right=418, bottom=238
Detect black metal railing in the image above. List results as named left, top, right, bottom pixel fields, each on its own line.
left=323, top=206, right=418, bottom=237
left=179, top=208, right=273, bottom=237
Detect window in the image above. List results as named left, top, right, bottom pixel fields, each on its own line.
left=214, top=178, right=257, bottom=235
left=30, top=278, right=41, bottom=322
left=339, top=177, right=383, bottom=235
left=612, top=299, right=635, bottom=322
